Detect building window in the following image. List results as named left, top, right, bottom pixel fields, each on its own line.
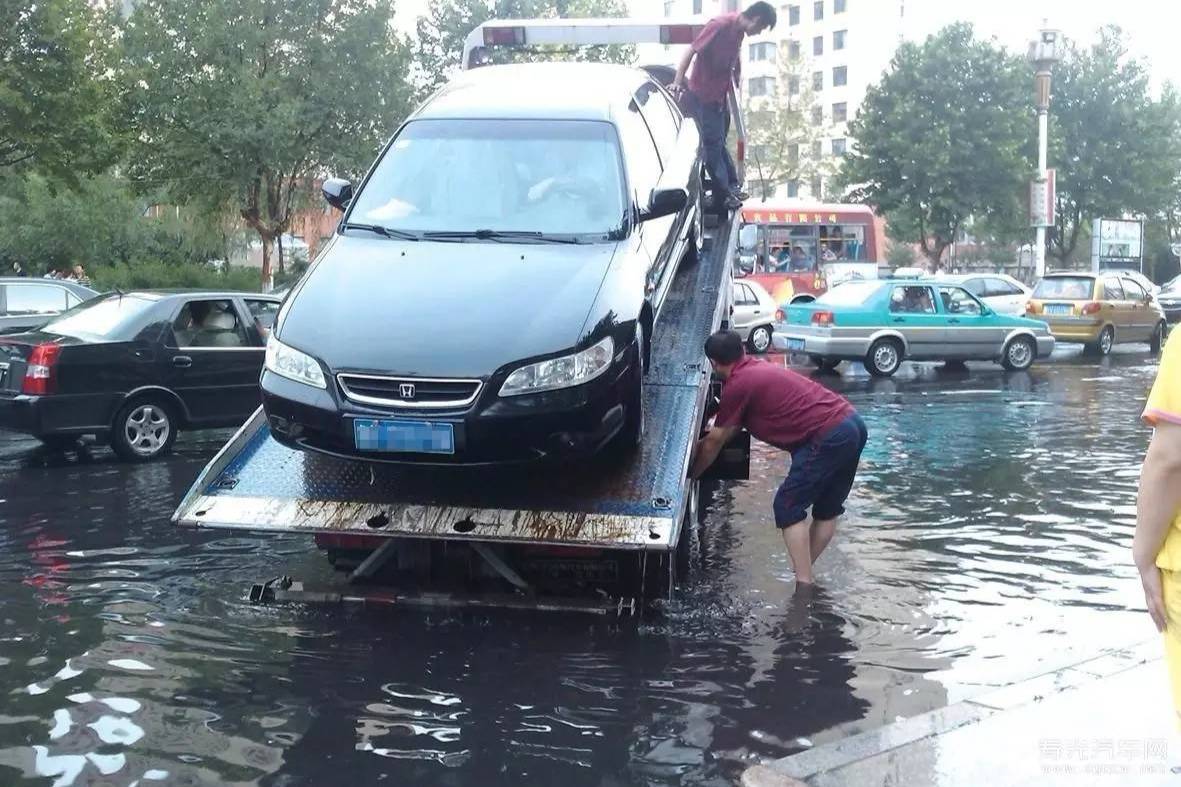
left=812, top=70, right=823, bottom=91
left=833, top=29, right=847, bottom=50
left=811, top=106, right=823, bottom=124
left=788, top=40, right=801, bottom=60
left=663, top=0, right=673, bottom=15
left=811, top=140, right=823, bottom=158
left=788, top=5, right=800, bottom=25
left=787, top=180, right=800, bottom=198
left=788, top=143, right=799, bottom=164
left=814, top=1, right=824, bottom=20
left=835, top=0, right=846, bottom=12
left=789, top=76, right=800, bottom=95
left=832, top=138, right=847, bottom=155
left=813, top=36, right=823, bottom=56
left=749, top=76, right=775, bottom=97
left=833, top=65, right=847, bottom=86
left=726, top=0, right=738, bottom=11
left=812, top=177, right=823, bottom=199
left=749, top=41, right=777, bottom=61
left=692, top=0, right=702, bottom=14
left=832, top=101, right=847, bottom=122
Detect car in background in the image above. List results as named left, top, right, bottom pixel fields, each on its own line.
left=950, top=273, right=1030, bottom=316
left=262, top=62, right=704, bottom=465
left=1026, top=271, right=1166, bottom=355
left=732, top=279, right=779, bottom=354
left=0, top=278, right=97, bottom=334
left=1158, top=279, right=1181, bottom=323
left=772, top=279, right=1055, bottom=377
left=0, top=290, right=280, bottom=460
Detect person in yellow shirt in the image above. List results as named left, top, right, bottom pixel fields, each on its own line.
left=1135, top=327, right=1181, bottom=724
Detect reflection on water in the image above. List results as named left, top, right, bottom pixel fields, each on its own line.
left=0, top=353, right=1157, bottom=785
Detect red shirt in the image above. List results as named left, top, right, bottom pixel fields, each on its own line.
left=714, top=357, right=854, bottom=452
left=688, top=13, right=744, bottom=104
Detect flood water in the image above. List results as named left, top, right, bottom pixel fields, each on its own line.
left=0, top=349, right=1159, bottom=786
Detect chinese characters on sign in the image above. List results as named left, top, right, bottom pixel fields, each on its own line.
left=1038, top=737, right=1169, bottom=777
left=1029, top=169, right=1056, bottom=228
left=747, top=212, right=841, bottom=224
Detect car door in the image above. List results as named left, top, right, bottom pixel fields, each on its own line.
left=986, top=277, right=1028, bottom=316
left=730, top=283, right=764, bottom=335
left=938, top=285, right=1002, bottom=358
left=887, top=285, right=945, bottom=358
left=163, top=297, right=267, bottom=426
left=0, top=282, right=73, bottom=334
left=637, top=82, right=698, bottom=266
left=1101, top=276, right=1132, bottom=340
left=1120, top=276, right=1154, bottom=340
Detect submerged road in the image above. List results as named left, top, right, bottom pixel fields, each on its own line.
left=0, top=346, right=1159, bottom=785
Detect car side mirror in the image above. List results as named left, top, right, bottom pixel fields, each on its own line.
left=322, top=177, right=353, bottom=211
left=640, top=188, right=688, bottom=222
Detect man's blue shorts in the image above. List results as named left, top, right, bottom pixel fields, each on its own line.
left=773, top=413, right=868, bottom=528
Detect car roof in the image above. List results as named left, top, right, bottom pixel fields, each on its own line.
left=96, top=289, right=279, bottom=300
left=416, top=62, right=656, bottom=123
left=0, top=277, right=96, bottom=294
left=1044, top=271, right=1096, bottom=278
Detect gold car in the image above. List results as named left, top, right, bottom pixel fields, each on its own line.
left=1026, top=271, right=1166, bottom=355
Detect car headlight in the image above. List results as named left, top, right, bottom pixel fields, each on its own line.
left=265, top=334, right=326, bottom=389
left=499, top=336, right=615, bottom=396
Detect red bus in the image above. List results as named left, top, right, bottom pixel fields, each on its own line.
left=737, top=202, right=885, bottom=305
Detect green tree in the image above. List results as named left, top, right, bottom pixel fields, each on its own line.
left=837, top=24, right=1028, bottom=269
left=0, top=0, right=117, bottom=180
left=1046, top=27, right=1177, bottom=264
left=743, top=50, right=829, bottom=202
left=120, top=0, right=414, bottom=285
left=414, top=0, right=632, bottom=98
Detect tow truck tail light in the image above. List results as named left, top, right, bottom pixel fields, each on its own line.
left=1082, top=302, right=1102, bottom=315
left=811, top=310, right=835, bottom=326
left=483, top=26, right=526, bottom=45
left=22, top=342, right=62, bottom=395
left=775, top=309, right=785, bottom=323
left=660, top=24, right=701, bottom=44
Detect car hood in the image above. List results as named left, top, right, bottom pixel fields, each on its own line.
left=278, top=236, right=620, bottom=378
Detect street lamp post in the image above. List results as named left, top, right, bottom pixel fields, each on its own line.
left=1028, top=27, right=1062, bottom=279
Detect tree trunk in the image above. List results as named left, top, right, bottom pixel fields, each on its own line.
left=259, top=233, right=274, bottom=290
left=923, top=243, right=945, bottom=271
left=277, top=234, right=285, bottom=275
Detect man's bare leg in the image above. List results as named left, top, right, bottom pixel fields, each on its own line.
left=810, top=517, right=838, bottom=562
left=782, top=520, right=815, bottom=584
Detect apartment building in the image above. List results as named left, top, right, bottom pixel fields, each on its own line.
left=640, top=0, right=904, bottom=200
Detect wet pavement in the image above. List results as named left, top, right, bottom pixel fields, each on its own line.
left=0, top=347, right=1164, bottom=786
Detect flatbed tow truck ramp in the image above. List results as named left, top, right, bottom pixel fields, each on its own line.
left=172, top=18, right=751, bottom=616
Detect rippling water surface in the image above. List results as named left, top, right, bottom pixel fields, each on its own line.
left=0, top=351, right=1157, bottom=785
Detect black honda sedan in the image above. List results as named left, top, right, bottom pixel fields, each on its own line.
left=0, top=290, right=281, bottom=460
left=262, top=62, right=705, bottom=464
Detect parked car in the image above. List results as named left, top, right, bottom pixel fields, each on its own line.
left=772, top=279, right=1055, bottom=377
left=261, top=62, right=704, bottom=464
left=949, top=273, right=1030, bottom=316
left=1158, top=280, right=1181, bottom=324
left=1026, top=271, right=1167, bottom=355
left=0, top=290, right=281, bottom=460
left=0, top=278, right=97, bottom=334
left=732, top=279, right=779, bottom=354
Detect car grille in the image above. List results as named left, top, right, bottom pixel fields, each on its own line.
left=336, top=374, right=482, bottom=409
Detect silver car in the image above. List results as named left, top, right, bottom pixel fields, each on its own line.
left=731, top=279, right=779, bottom=353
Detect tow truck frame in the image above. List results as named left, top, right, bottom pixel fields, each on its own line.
left=172, top=18, right=750, bottom=616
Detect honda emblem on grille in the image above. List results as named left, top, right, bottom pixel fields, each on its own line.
left=399, top=383, right=416, bottom=400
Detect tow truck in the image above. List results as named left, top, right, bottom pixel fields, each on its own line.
left=172, top=18, right=751, bottom=616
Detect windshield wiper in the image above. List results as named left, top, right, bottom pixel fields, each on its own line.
left=423, top=229, right=583, bottom=244
left=343, top=223, right=420, bottom=241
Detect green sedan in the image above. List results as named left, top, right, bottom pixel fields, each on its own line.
left=771, top=279, right=1056, bottom=377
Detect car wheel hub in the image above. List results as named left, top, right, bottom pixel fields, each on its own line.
left=125, top=405, right=169, bottom=456
left=875, top=345, right=898, bottom=371
left=1009, top=341, right=1031, bottom=366
left=1101, top=330, right=1113, bottom=353
left=753, top=328, right=770, bottom=351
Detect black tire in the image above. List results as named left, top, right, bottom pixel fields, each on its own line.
left=810, top=355, right=841, bottom=371
left=1150, top=321, right=1166, bottom=355
left=747, top=325, right=773, bottom=354
left=110, top=396, right=177, bottom=461
left=864, top=338, right=903, bottom=377
left=614, top=323, right=645, bottom=450
left=1090, top=325, right=1115, bottom=356
left=1001, top=335, right=1036, bottom=371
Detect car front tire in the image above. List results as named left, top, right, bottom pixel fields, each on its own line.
left=110, top=396, right=177, bottom=461
left=747, top=325, right=773, bottom=354
left=613, top=324, right=645, bottom=451
left=1001, top=335, right=1036, bottom=371
left=864, top=338, right=903, bottom=377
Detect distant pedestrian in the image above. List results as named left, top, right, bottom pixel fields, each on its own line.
left=71, top=264, right=91, bottom=288
left=671, top=3, right=777, bottom=211
left=1134, top=327, right=1181, bottom=724
left=11, top=261, right=25, bottom=277
left=692, top=330, right=867, bottom=584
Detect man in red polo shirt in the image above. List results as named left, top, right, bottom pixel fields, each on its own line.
left=691, top=331, right=867, bottom=584
left=671, top=3, right=777, bottom=210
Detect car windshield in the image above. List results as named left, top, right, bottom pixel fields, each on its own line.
left=347, top=119, right=626, bottom=239
left=41, top=294, right=158, bottom=341
left=1034, top=277, right=1095, bottom=300
left=815, top=280, right=882, bottom=306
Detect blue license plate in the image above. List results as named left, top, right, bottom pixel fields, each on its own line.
left=787, top=338, right=806, bottom=351
left=353, top=419, right=455, bottom=454
left=1044, top=304, right=1073, bottom=315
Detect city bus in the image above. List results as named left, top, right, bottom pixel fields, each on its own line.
left=737, top=202, right=885, bottom=304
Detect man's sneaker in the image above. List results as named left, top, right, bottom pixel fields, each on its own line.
left=724, top=194, right=743, bottom=210
left=734, top=190, right=750, bottom=201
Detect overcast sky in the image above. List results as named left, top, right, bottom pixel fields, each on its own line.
left=392, top=0, right=1181, bottom=87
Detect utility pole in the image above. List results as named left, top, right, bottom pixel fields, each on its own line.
left=1028, top=25, right=1062, bottom=278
